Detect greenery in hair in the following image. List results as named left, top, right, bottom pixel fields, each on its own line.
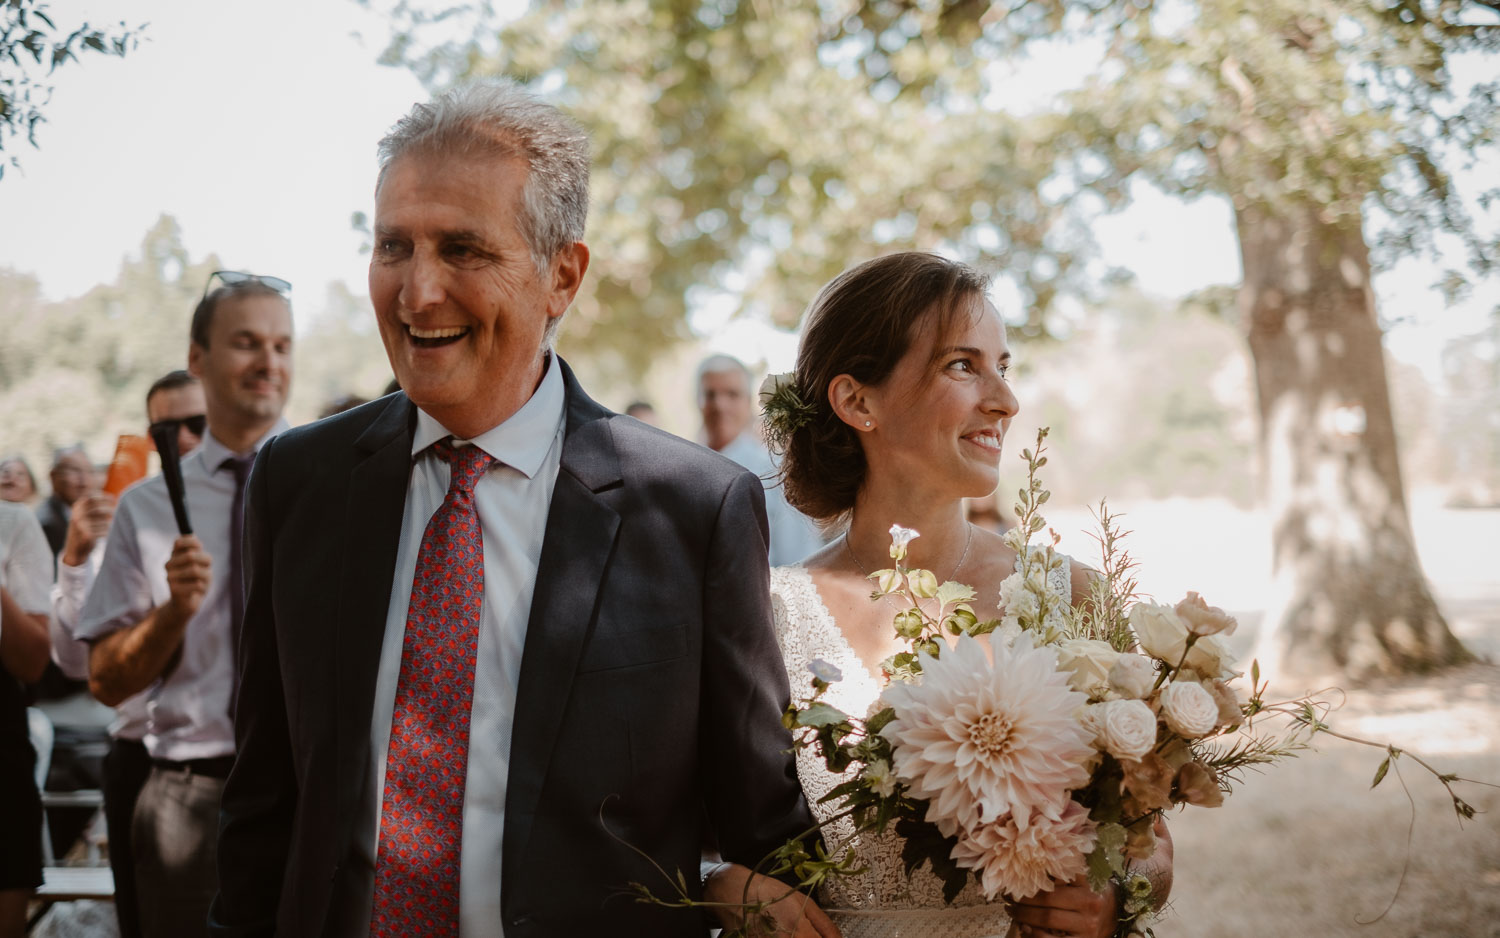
left=759, top=372, right=817, bottom=453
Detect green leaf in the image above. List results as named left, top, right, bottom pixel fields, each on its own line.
left=865, top=706, right=898, bottom=735
left=936, top=580, right=977, bottom=606
left=797, top=702, right=850, bottom=728
left=1371, top=754, right=1391, bottom=789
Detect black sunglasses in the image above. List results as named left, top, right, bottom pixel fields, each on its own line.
left=201, top=270, right=292, bottom=302
left=149, top=415, right=208, bottom=439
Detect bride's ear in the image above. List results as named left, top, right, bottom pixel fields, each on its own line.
left=828, top=374, right=877, bottom=433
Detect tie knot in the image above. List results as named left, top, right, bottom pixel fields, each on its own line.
left=220, top=454, right=254, bottom=486
left=432, top=439, right=494, bottom=494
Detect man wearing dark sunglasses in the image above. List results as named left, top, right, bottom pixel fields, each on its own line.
left=77, top=276, right=293, bottom=938
left=47, top=369, right=206, bottom=938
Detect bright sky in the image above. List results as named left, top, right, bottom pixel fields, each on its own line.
left=0, top=0, right=1492, bottom=381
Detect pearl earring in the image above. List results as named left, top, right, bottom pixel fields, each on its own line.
left=864, top=421, right=872, bottom=427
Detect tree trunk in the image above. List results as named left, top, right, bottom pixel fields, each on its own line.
left=1236, top=201, right=1471, bottom=685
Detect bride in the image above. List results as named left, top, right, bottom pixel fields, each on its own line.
left=707, top=253, right=1172, bottom=938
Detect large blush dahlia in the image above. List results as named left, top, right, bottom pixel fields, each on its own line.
left=880, top=631, right=1094, bottom=833
left=951, top=800, right=1098, bottom=900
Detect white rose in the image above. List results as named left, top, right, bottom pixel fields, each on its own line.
left=1129, top=602, right=1191, bottom=663
left=1160, top=681, right=1219, bottom=738
left=1057, top=639, right=1120, bottom=695
left=758, top=371, right=797, bottom=407
left=1185, top=634, right=1238, bottom=679
left=1108, top=653, right=1157, bottom=699
left=1175, top=591, right=1238, bottom=637
left=1098, top=698, right=1159, bottom=761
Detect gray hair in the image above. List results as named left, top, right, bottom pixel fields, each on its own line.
left=696, top=354, right=753, bottom=402
left=376, top=79, right=591, bottom=276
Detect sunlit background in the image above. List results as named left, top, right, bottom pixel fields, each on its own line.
left=3, top=1, right=1498, bottom=935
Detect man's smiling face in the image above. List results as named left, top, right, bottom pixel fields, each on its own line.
left=369, top=150, right=584, bottom=436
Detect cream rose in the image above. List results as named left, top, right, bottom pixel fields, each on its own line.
left=1129, top=602, right=1191, bottom=663
left=1184, top=634, right=1238, bottom=680
left=1057, top=639, right=1120, bottom=695
left=1108, top=653, right=1157, bottom=699
left=1175, top=591, right=1237, bottom=637
left=1160, top=681, right=1219, bottom=738
left=1098, top=698, right=1158, bottom=761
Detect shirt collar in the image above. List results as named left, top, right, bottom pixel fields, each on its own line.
left=410, top=353, right=566, bottom=480
left=198, top=418, right=291, bottom=472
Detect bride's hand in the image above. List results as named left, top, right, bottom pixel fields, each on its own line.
left=702, top=862, right=842, bottom=938
left=1005, top=873, right=1118, bottom=938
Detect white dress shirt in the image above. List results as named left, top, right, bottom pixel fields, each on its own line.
left=76, top=422, right=286, bottom=761
left=351, top=354, right=565, bottom=938
left=0, top=501, right=52, bottom=631
left=52, top=545, right=150, bottom=740
left=718, top=431, right=824, bottom=566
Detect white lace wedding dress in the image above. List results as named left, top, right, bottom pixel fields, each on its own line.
left=770, top=559, right=1068, bottom=938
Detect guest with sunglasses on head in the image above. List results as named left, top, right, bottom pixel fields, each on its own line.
left=75, top=274, right=293, bottom=938
left=47, top=370, right=205, bottom=938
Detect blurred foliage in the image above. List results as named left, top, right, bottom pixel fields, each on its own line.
left=999, top=287, right=1258, bottom=507
left=361, top=0, right=1498, bottom=383
left=1439, top=310, right=1500, bottom=505
left=0, top=216, right=394, bottom=482
left=0, top=0, right=143, bottom=179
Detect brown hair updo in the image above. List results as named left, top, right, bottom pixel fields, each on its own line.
left=776, top=252, right=990, bottom=526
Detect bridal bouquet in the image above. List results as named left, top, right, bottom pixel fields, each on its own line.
left=773, top=428, right=1480, bottom=936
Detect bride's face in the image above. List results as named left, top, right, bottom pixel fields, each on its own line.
left=863, top=298, right=1019, bottom=498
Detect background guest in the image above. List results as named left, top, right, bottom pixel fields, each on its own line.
left=697, top=353, right=823, bottom=566
left=49, top=369, right=207, bottom=938
left=0, top=499, right=54, bottom=938
left=78, top=274, right=293, bottom=938
left=624, top=399, right=659, bottom=426
left=0, top=457, right=38, bottom=506
left=36, top=446, right=93, bottom=564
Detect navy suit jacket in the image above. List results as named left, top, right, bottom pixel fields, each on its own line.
left=211, top=361, right=811, bottom=936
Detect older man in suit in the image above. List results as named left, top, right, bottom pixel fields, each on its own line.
left=211, top=81, right=832, bottom=938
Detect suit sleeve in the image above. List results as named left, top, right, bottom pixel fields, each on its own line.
left=211, top=437, right=296, bottom=938
left=697, top=469, right=815, bottom=870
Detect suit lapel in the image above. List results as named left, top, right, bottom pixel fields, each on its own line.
left=335, top=394, right=415, bottom=848
left=503, top=364, right=622, bottom=905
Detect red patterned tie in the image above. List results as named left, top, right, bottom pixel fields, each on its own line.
left=371, top=439, right=493, bottom=937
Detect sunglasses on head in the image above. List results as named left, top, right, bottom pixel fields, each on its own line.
left=149, top=415, right=208, bottom=439
left=201, top=270, right=292, bottom=302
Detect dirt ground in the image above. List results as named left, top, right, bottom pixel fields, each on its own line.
left=1040, top=496, right=1500, bottom=938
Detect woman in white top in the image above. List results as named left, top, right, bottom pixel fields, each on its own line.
left=709, top=252, right=1172, bottom=938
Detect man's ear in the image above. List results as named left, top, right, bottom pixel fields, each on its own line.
left=546, top=241, right=591, bottom=320
left=187, top=341, right=205, bottom=379
left=828, top=374, right=876, bottom=432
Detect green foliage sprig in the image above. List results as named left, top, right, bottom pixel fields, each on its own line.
left=758, top=372, right=816, bottom=455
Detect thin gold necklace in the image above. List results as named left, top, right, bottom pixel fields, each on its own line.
left=844, top=522, right=974, bottom=615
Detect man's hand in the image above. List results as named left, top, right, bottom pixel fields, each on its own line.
left=61, top=493, right=116, bottom=568
left=89, top=534, right=214, bottom=706
left=164, top=534, right=213, bottom=622
left=703, top=863, right=841, bottom=938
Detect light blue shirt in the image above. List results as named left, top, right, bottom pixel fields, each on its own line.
left=719, top=432, right=824, bottom=566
